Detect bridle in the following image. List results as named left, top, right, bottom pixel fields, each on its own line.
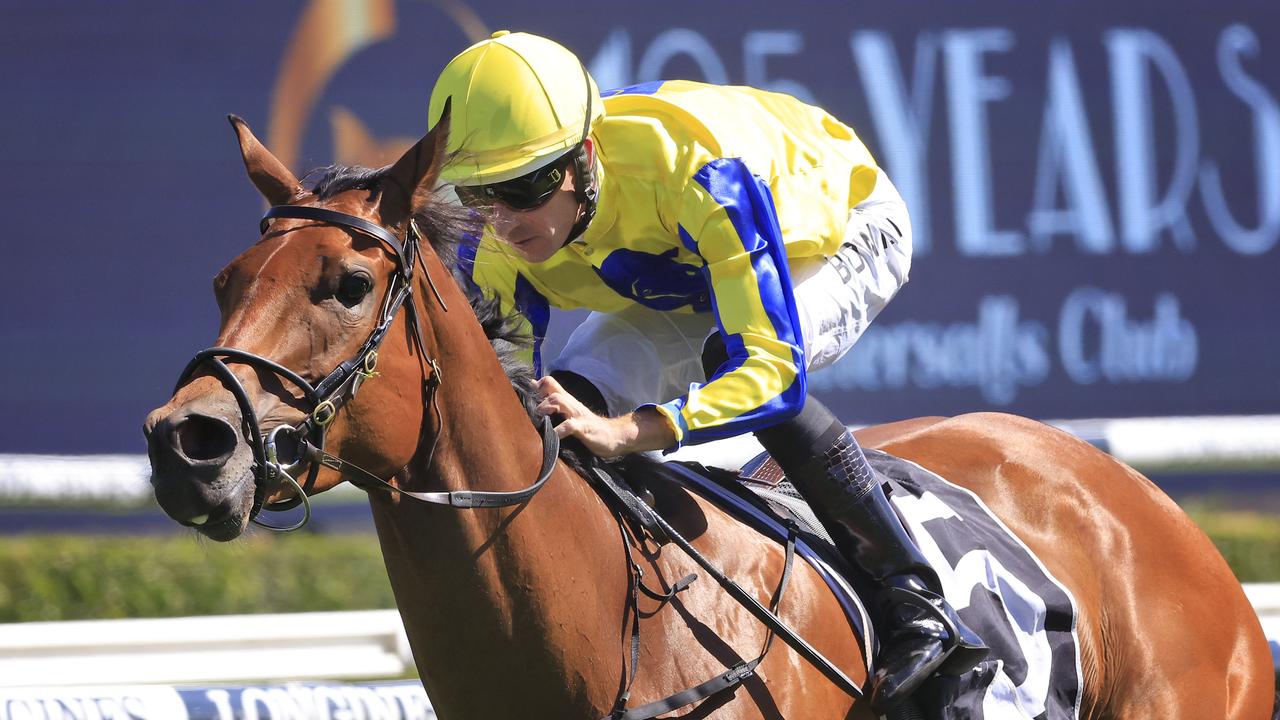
left=171, top=204, right=862, bottom=712
left=173, top=204, right=558, bottom=531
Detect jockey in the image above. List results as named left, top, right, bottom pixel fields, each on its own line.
left=428, top=30, right=983, bottom=710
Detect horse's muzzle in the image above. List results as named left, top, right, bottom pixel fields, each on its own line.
left=145, top=408, right=238, bottom=479
left=144, top=402, right=256, bottom=537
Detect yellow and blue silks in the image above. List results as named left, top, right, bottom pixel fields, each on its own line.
left=458, top=80, right=882, bottom=449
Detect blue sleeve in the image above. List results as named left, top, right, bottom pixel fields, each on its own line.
left=642, top=158, right=807, bottom=450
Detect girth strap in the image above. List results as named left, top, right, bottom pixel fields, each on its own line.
left=640, top=493, right=864, bottom=700
left=614, top=658, right=762, bottom=720
left=590, top=464, right=862, bottom=720
left=603, top=506, right=801, bottom=720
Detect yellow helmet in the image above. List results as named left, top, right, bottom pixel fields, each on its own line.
left=429, top=31, right=604, bottom=186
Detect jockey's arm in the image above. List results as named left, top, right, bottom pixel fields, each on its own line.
left=535, top=376, right=676, bottom=456
left=643, top=157, right=805, bottom=451
left=537, top=157, right=804, bottom=457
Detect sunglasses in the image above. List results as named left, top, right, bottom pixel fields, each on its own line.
left=455, top=151, right=575, bottom=210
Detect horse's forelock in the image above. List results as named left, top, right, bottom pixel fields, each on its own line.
left=302, top=163, right=477, bottom=267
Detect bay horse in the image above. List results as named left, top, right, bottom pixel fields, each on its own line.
left=143, top=111, right=1274, bottom=719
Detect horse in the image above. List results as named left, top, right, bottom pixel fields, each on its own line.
left=143, top=111, right=1275, bottom=720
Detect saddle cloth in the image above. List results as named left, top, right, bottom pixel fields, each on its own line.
left=663, top=449, right=1083, bottom=720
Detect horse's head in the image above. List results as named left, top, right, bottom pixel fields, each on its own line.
left=144, top=108, right=458, bottom=541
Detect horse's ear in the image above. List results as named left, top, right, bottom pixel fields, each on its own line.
left=379, top=98, right=451, bottom=226
left=228, top=115, right=302, bottom=207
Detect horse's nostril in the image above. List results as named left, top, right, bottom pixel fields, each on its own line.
left=173, top=415, right=238, bottom=464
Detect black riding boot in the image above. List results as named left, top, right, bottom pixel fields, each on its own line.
left=755, top=402, right=987, bottom=713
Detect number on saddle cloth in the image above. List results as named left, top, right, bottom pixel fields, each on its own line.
left=875, top=453, right=1083, bottom=719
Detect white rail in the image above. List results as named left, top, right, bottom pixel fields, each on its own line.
left=0, top=589, right=1274, bottom=719
left=0, top=681, right=432, bottom=720
left=4, top=414, right=1278, bottom=504
left=0, top=610, right=412, bottom=688
left=1, top=587, right=1277, bottom=690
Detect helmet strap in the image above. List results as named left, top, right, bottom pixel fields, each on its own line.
left=565, top=144, right=597, bottom=244
left=565, top=60, right=598, bottom=245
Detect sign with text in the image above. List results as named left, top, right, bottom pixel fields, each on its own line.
left=0, top=682, right=433, bottom=720
left=1, top=1, right=1275, bottom=452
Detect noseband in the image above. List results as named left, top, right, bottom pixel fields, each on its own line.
left=174, top=205, right=558, bottom=531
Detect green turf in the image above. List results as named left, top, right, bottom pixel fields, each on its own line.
left=1, top=507, right=1277, bottom=623
left=0, top=532, right=394, bottom=623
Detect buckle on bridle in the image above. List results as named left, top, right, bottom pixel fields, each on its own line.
left=258, top=424, right=313, bottom=531
left=312, top=400, right=337, bottom=426
left=427, top=358, right=443, bottom=388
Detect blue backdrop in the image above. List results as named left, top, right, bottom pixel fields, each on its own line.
left=2, top=1, right=1277, bottom=453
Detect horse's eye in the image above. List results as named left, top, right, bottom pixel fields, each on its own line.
left=336, top=272, right=373, bottom=306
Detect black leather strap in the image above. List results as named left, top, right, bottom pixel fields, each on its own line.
left=589, top=465, right=669, bottom=545
left=602, top=514, right=817, bottom=719
left=179, top=203, right=539, bottom=530
left=603, top=486, right=698, bottom=720
left=644, top=500, right=863, bottom=700
left=587, top=457, right=822, bottom=718
left=613, top=660, right=759, bottom=720
left=320, top=415, right=561, bottom=509
left=261, top=205, right=411, bottom=276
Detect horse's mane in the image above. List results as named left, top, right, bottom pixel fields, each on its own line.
left=466, top=291, right=679, bottom=486
left=305, top=164, right=639, bottom=477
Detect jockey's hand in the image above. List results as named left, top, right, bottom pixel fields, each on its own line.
left=535, top=376, right=677, bottom=457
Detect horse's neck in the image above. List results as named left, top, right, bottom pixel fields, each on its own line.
left=369, top=274, right=626, bottom=717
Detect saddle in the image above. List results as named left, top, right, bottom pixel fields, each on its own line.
left=590, top=449, right=1084, bottom=720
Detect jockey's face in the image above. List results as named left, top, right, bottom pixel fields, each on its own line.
left=485, top=139, right=592, bottom=264
left=487, top=170, right=578, bottom=263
